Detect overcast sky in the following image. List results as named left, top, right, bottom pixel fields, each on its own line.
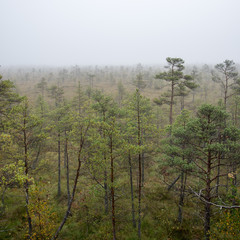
left=1, top=0, right=240, bottom=66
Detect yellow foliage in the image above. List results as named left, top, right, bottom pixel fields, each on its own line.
left=25, top=185, right=56, bottom=240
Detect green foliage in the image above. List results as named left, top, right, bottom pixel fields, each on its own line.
left=0, top=161, right=26, bottom=189
left=214, top=60, right=238, bottom=81
left=0, top=75, right=22, bottom=130
left=160, top=110, right=193, bottom=171
left=9, top=98, right=44, bottom=157
left=132, top=73, right=147, bottom=90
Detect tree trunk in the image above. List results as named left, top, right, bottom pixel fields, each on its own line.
left=204, top=202, right=211, bottom=240
left=204, top=151, right=212, bottom=240
left=226, top=165, right=229, bottom=193
left=52, top=142, right=83, bottom=240
left=137, top=92, right=142, bottom=239
left=138, top=152, right=142, bottom=240
left=141, top=153, right=145, bottom=187
left=215, top=152, right=221, bottom=196
left=177, top=170, right=187, bottom=223
left=192, top=91, right=195, bottom=103
left=58, top=132, right=61, bottom=197
left=51, top=123, right=89, bottom=240
left=169, top=82, right=174, bottom=125
left=104, top=168, right=109, bottom=214
left=65, top=133, right=70, bottom=205
left=128, top=152, right=136, bottom=228
left=23, top=112, right=32, bottom=239
left=110, top=136, right=116, bottom=240
left=167, top=174, right=181, bottom=191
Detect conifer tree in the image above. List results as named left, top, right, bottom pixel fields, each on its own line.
left=212, top=60, right=238, bottom=109
left=176, top=104, right=240, bottom=240
left=124, top=89, right=156, bottom=239
left=10, top=98, right=43, bottom=239
left=154, top=57, right=196, bottom=125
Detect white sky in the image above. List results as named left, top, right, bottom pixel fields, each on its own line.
left=1, top=0, right=240, bottom=66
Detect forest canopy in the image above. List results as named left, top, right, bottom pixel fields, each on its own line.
left=1, top=59, right=240, bottom=240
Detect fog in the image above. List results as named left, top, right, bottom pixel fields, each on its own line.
left=1, top=0, right=240, bottom=66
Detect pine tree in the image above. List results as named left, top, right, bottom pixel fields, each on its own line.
left=154, top=57, right=197, bottom=125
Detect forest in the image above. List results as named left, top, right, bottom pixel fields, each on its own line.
left=1, top=58, right=240, bottom=240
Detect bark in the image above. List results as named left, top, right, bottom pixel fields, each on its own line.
left=177, top=170, right=187, bottom=223
left=110, top=135, right=116, bottom=240
left=204, top=202, right=211, bottom=240
left=57, top=132, right=61, bottom=197
left=226, top=163, right=229, bottom=193
left=138, top=152, right=142, bottom=240
left=128, top=152, right=136, bottom=228
left=23, top=110, right=32, bottom=239
left=103, top=168, right=109, bottom=214
left=141, top=152, right=145, bottom=187
left=169, top=81, right=174, bottom=125
left=103, top=114, right=109, bottom=214
left=215, top=152, right=221, bottom=196
left=204, top=151, right=212, bottom=240
left=65, top=133, right=70, bottom=205
left=137, top=92, right=142, bottom=239
left=167, top=174, right=181, bottom=191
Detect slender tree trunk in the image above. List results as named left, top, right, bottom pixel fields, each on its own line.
left=226, top=165, right=229, bottom=193
left=104, top=168, right=109, bottom=214
left=138, top=152, right=142, bottom=240
left=58, top=132, right=61, bottom=197
left=65, top=132, right=70, bottom=205
left=78, top=81, right=82, bottom=115
left=224, top=77, right=228, bottom=109
left=64, top=132, right=67, bottom=169
left=110, top=136, right=116, bottom=240
left=224, top=90, right=227, bottom=108
left=167, top=174, right=181, bottom=191
left=170, top=82, right=174, bottom=125
left=128, top=152, right=136, bottom=228
left=181, top=96, right=185, bottom=111
left=52, top=141, right=84, bottom=240
left=137, top=92, right=142, bottom=239
left=103, top=113, right=109, bottom=214
left=204, top=151, right=212, bottom=240
left=51, top=123, right=89, bottom=240
left=141, top=128, right=145, bottom=187
left=215, top=152, right=221, bottom=196
left=141, top=153, right=145, bottom=187
left=192, top=91, right=195, bottom=103
left=204, top=202, right=211, bottom=240
left=23, top=113, right=32, bottom=239
left=177, top=170, right=187, bottom=223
